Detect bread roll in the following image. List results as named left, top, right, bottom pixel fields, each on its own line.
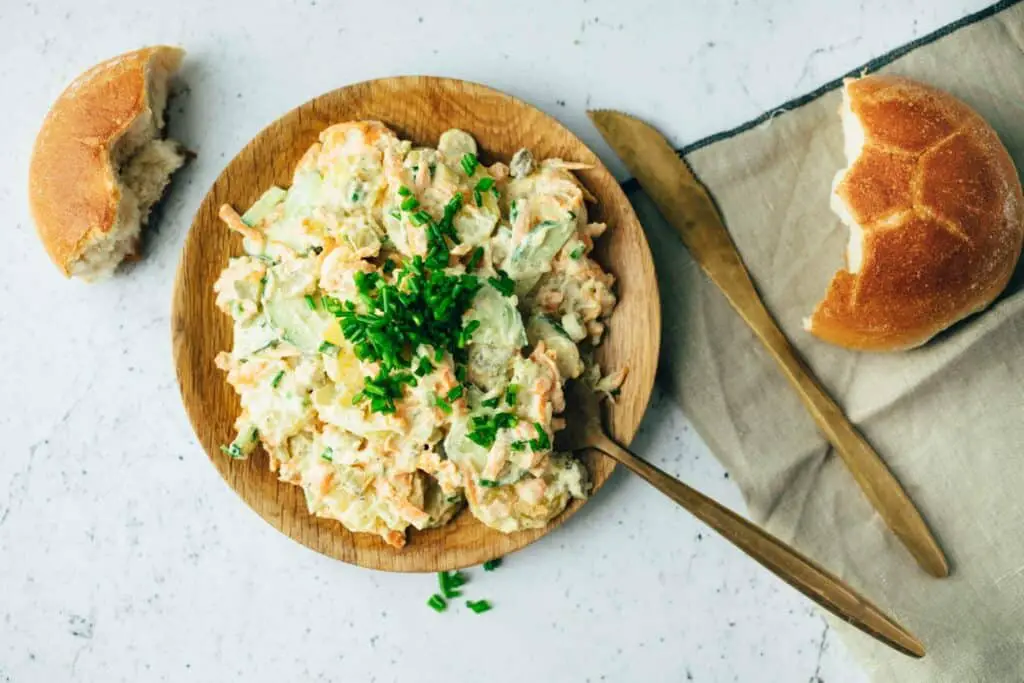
left=29, top=46, right=186, bottom=280
left=805, top=75, right=1024, bottom=351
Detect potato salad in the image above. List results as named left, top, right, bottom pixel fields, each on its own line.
left=213, top=121, right=622, bottom=548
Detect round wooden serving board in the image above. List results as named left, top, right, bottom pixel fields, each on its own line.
left=172, top=76, right=660, bottom=572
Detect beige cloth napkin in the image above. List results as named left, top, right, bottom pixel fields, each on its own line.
left=625, top=3, right=1024, bottom=680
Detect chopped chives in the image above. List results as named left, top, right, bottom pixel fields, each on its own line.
left=438, top=571, right=465, bottom=599
left=466, top=599, right=492, bottom=614
left=504, top=384, right=519, bottom=405
left=427, top=594, right=447, bottom=612
left=529, top=422, right=551, bottom=451
left=569, top=246, right=584, bottom=260
left=219, top=444, right=244, bottom=459
left=460, top=153, right=478, bottom=177
left=483, top=557, right=502, bottom=571
left=474, top=189, right=483, bottom=207
left=400, top=196, right=420, bottom=211
left=318, top=341, right=340, bottom=356
left=447, top=385, right=464, bottom=401
left=510, top=440, right=527, bottom=451
left=475, top=177, right=495, bottom=192
left=488, top=271, right=515, bottom=297
left=304, top=294, right=317, bottom=310
left=270, top=370, right=285, bottom=388
left=414, top=357, right=434, bottom=377
left=568, top=210, right=576, bottom=219
left=435, top=395, right=453, bottom=414
left=478, top=479, right=499, bottom=488
left=389, top=209, right=402, bottom=221
left=480, top=396, right=500, bottom=409
left=467, top=247, right=484, bottom=270
left=320, top=448, right=333, bottom=462
left=398, top=185, right=412, bottom=196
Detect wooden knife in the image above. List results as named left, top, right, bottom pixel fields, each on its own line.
left=588, top=109, right=948, bottom=579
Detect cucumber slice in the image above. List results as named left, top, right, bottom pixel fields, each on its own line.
left=526, top=314, right=583, bottom=378
left=505, top=218, right=576, bottom=282
left=263, top=282, right=331, bottom=354
left=464, top=284, right=527, bottom=390
left=241, top=186, right=286, bottom=227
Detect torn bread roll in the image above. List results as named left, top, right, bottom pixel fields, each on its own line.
left=29, top=46, right=187, bottom=280
left=805, top=74, right=1024, bottom=351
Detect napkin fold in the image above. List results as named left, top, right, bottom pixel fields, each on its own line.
left=626, top=1, right=1024, bottom=679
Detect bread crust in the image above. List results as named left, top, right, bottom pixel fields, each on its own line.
left=808, top=75, right=1024, bottom=351
left=28, top=46, right=184, bottom=276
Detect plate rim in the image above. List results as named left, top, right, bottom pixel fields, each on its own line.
left=171, top=75, right=662, bottom=572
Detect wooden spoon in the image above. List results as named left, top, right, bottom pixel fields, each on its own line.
left=558, top=381, right=925, bottom=658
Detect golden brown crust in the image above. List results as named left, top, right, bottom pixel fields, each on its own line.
left=28, top=46, right=184, bottom=276
left=808, top=75, right=1024, bottom=351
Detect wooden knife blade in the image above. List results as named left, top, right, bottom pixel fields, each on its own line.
left=588, top=109, right=948, bottom=579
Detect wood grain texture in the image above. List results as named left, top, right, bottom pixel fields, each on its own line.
left=588, top=109, right=948, bottom=578
left=171, top=77, right=661, bottom=573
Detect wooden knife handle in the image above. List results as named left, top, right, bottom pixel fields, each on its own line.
left=590, top=430, right=926, bottom=658
left=677, top=189, right=948, bottom=578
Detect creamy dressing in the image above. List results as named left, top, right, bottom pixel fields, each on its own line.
left=213, top=121, right=621, bottom=548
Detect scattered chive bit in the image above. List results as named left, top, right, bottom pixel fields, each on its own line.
left=382, top=259, right=397, bottom=274
left=460, top=153, right=478, bottom=177
left=529, top=422, right=551, bottom=451
left=304, top=294, right=317, bottom=310
left=389, top=209, right=402, bottom=221
left=414, top=357, right=434, bottom=377
left=504, top=383, right=520, bottom=406
left=438, top=571, right=466, bottom=598
left=467, top=246, right=484, bottom=270
left=400, top=196, right=420, bottom=211
left=318, top=341, right=340, bottom=356
left=435, top=395, right=453, bottom=414
left=219, top=444, right=244, bottom=459
left=455, top=364, right=467, bottom=383
left=428, top=163, right=437, bottom=177
left=483, top=557, right=502, bottom=571
left=447, top=385, right=464, bottom=401
left=320, top=448, right=333, bottom=462
left=466, top=599, right=492, bottom=614
left=474, top=189, right=483, bottom=207
left=351, top=190, right=361, bottom=202
left=480, top=396, right=500, bottom=409
left=270, top=370, right=285, bottom=388
left=487, top=270, right=515, bottom=297
left=411, top=210, right=432, bottom=226
left=568, top=210, right=576, bottom=219
left=491, top=187, right=500, bottom=199
left=427, top=594, right=447, bottom=612
left=398, top=185, right=412, bottom=197
left=569, top=246, right=584, bottom=260
left=478, top=479, right=499, bottom=488
left=509, top=200, right=519, bottom=224
left=510, top=440, right=527, bottom=451
left=475, top=177, right=495, bottom=192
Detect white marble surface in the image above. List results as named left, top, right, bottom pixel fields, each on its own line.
left=0, top=1, right=993, bottom=681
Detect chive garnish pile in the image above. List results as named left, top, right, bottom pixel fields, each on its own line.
left=317, top=191, right=487, bottom=415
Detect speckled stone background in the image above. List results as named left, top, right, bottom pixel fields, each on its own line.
left=0, top=1, right=991, bottom=681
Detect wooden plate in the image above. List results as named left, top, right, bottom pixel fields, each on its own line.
left=172, top=76, right=660, bottom=572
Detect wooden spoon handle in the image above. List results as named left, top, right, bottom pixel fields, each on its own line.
left=590, top=431, right=925, bottom=659
left=668, top=171, right=947, bottom=578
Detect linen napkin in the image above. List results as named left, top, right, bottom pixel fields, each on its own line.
left=626, top=1, right=1024, bottom=679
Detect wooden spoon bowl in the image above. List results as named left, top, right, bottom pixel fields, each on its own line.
left=171, top=76, right=660, bottom=572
